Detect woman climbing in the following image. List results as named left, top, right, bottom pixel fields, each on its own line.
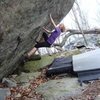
left=23, top=14, right=66, bottom=62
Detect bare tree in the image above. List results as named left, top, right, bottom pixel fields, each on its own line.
left=94, top=0, right=100, bottom=26
left=71, top=0, right=90, bottom=46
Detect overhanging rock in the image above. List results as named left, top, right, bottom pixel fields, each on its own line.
left=0, top=0, right=75, bottom=80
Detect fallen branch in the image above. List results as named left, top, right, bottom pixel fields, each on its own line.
left=53, top=29, right=100, bottom=47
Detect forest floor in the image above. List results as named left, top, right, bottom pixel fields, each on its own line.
left=1, top=67, right=100, bottom=100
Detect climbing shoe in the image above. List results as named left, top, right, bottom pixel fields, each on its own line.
left=28, top=54, right=41, bottom=61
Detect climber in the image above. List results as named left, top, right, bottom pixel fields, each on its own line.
left=23, top=14, right=66, bottom=62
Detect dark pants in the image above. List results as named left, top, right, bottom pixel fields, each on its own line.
left=34, top=32, right=51, bottom=48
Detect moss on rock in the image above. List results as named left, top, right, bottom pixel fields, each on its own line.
left=24, top=55, right=54, bottom=72
left=24, top=49, right=81, bottom=72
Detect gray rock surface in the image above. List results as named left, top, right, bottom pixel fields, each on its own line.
left=95, top=95, right=100, bottom=100
left=0, top=88, right=11, bottom=100
left=15, top=72, right=41, bottom=85
left=0, top=0, right=75, bottom=80
left=2, top=78, right=17, bottom=88
left=36, top=78, right=85, bottom=100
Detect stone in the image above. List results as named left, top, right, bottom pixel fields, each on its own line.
left=0, top=0, right=75, bottom=80
left=0, top=88, right=11, bottom=100
left=24, top=55, right=54, bottom=72
left=2, top=78, right=17, bottom=88
left=36, top=78, right=85, bottom=100
left=95, top=95, right=100, bottom=100
left=15, top=72, right=41, bottom=85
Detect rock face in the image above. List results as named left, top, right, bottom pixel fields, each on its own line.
left=36, top=78, right=83, bottom=100
left=0, top=0, right=75, bottom=80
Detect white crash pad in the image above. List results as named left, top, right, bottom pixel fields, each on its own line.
left=73, top=49, right=100, bottom=72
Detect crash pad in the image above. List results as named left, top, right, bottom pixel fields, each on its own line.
left=46, top=56, right=73, bottom=76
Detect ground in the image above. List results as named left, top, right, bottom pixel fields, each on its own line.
left=0, top=49, right=100, bottom=100
left=5, top=68, right=100, bottom=100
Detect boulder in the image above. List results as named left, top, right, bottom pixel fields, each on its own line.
left=36, top=78, right=84, bottom=100
left=0, top=0, right=75, bottom=80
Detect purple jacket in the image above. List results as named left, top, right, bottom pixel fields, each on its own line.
left=47, top=27, right=61, bottom=45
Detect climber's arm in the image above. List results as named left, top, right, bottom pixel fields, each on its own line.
left=42, top=27, right=52, bottom=33
left=50, top=14, right=57, bottom=28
